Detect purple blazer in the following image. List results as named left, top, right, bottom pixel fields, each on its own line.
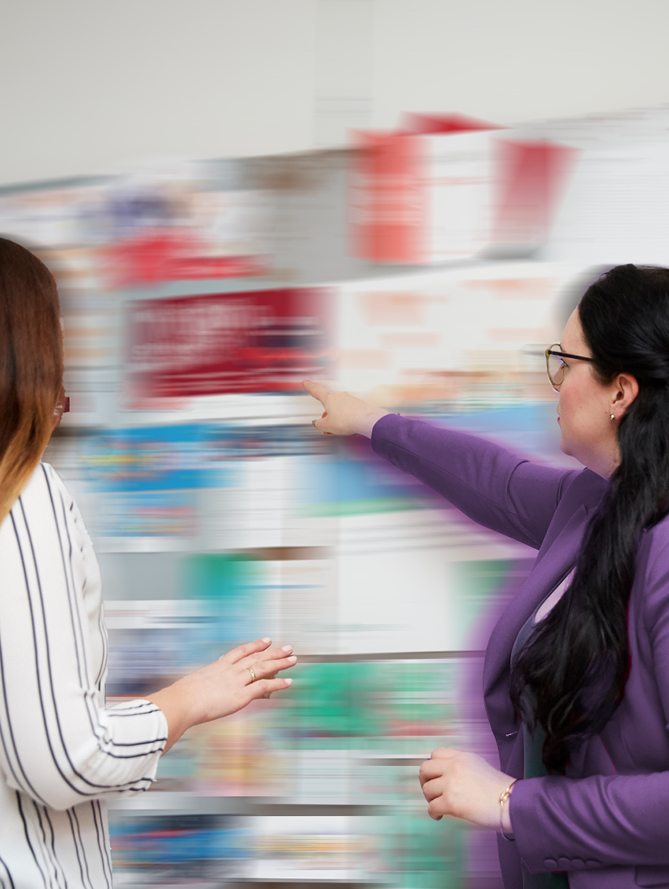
left=371, top=413, right=669, bottom=889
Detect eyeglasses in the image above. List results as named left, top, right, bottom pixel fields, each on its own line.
left=545, top=344, right=594, bottom=392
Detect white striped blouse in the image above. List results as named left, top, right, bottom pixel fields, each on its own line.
left=0, top=462, right=168, bottom=888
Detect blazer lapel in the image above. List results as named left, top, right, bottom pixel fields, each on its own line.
left=483, top=503, right=591, bottom=703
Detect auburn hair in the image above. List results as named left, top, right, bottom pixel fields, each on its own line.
left=0, top=238, right=63, bottom=522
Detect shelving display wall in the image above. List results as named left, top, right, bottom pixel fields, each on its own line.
left=6, top=106, right=669, bottom=887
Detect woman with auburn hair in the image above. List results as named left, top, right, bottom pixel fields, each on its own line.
left=0, top=237, right=296, bottom=888
left=305, top=264, right=669, bottom=889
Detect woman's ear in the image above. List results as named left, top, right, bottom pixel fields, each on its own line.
left=612, top=372, right=639, bottom=415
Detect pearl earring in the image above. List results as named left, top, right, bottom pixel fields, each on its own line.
left=610, top=413, right=615, bottom=420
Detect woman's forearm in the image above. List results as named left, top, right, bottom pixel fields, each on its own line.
left=356, top=405, right=390, bottom=437
left=144, top=681, right=197, bottom=754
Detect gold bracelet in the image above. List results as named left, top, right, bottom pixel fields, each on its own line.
left=499, top=780, right=517, bottom=835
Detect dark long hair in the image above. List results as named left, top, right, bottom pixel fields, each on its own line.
left=0, top=238, right=63, bottom=522
left=510, top=264, right=669, bottom=773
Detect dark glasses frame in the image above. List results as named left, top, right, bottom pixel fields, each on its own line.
left=545, top=344, right=594, bottom=392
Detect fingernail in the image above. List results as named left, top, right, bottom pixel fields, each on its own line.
left=285, top=677, right=293, bottom=685
left=282, top=645, right=292, bottom=652
left=287, top=655, right=297, bottom=663
left=261, top=637, right=271, bottom=644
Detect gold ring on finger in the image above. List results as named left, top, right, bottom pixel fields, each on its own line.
left=247, top=666, right=257, bottom=683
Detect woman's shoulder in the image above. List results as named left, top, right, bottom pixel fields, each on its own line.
left=23, top=460, right=74, bottom=507
left=632, top=517, right=669, bottom=608
left=6, top=460, right=63, bottom=509
left=631, top=518, right=669, bottom=638
left=553, top=466, right=608, bottom=515
left=16, top=461, right=84, bottom=533
left=1, top=462, right=81, bottom=550
left=28, top=462, right=95, bottom=550
left=641, top=512, right=669, bottom=553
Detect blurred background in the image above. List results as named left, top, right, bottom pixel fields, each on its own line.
left=4, top=1, right=669, bottom=886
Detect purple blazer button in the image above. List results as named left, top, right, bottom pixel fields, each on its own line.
left=571, top=859, right=585, bottom=869
left=557, top=858, right=571, bottom=869
left=544, top=859, right=558, bottom=868
left=585, top=860, right=600, bottom=869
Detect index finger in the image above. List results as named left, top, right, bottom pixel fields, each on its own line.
left=302, top=380, right=329, bottom=404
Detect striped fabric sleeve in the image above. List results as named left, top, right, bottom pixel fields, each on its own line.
left=0, top=464, right=168, bottom=811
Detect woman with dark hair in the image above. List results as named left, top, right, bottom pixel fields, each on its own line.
left=305, top=263, right=669, bottom=889
left=0, top=238, right=296, bottom=887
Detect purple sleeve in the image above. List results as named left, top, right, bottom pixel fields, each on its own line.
left=370, top=413, right=576, bottom=550
left=510, top=773, right=669, bottom=872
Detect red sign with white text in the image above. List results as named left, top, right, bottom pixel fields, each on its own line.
left=125, top=287, right=331, bottom=400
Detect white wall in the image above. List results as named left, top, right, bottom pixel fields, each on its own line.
left=2, top=0, right=669, bottom=186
